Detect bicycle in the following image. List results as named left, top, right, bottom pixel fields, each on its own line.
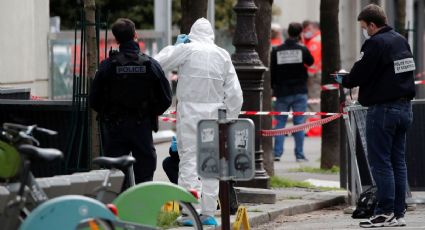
left=91, top=155, right=203, bottom=229
left=21, top=156, right=202, bottom=229
left=13, top=123, right=202, bottom=229
left=0, top=123, right=64, bottom=229
left=0, top=123, right=120, bottom=230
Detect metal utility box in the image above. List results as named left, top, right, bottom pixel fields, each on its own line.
left=197, top=118, right=255, bottom=181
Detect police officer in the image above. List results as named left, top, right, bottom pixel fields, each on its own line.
left=302, top=20, right=322, bottom=112
left=335, top=4, right=415, bottom=228
left=270, top=22, right=314, bottom=162
left=89, top=18, right=172, bottom=187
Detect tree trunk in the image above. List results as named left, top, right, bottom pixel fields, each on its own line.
left=181, top=0, right=208, bottom=34
left=254, top=0, right=274, bottom=176
left=84, top=0, right=99, bottom=162
left=395, top=0, right=406, bottom=37
left=320, top=0, right=341, bottom=169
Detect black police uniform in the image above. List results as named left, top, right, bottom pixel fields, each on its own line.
left=341, top=26, right=415, bottom=218
left=270, top=38, right=314, bottom=97
left=89, top=40, right=172, bottom=186
left=342, top=26, right=415, bottom=105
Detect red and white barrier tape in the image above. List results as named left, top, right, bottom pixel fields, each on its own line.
left=415, top=80, right=425, bottom=85
left=261, top=113, right=342, bottom=136
left=160, top=111, right=341, bottom=123
left=240, top=111, right=340, bottom=116
left=416, top=71, right=425, bottom=78
left=321, top=83, right=340, bottom=91
left=159, top=117, right=176, bottom=123
left=163, top=110, right=340, bottom=116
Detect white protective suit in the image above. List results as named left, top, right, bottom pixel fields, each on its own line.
left=155, top=18, right=243, bottom=216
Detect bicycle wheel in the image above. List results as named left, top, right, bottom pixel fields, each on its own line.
left=19, top=195, right=117, bottom=230
left=174, top=201, right=202, bottom=230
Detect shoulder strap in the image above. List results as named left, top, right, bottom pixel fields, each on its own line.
left=112, top=52, right=150, bottom=66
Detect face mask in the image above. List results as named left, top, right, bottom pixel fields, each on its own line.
left=362, top=28, right=370, bottom=39
left=304, top=31, right=313, bottom=39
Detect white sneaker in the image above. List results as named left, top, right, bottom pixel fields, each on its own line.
left=396, top=217, right=406, bottom=227
left=359, top=213, right=398, bottom=228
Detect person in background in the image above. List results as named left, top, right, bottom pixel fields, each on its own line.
left=89, top=18, right=172, bottom=188
left=162, top=136, right=179, bottom=184
left=154, top=18, right=243, bottom=226
left=270, top=22, right=314, bottom=162
left=271, top=22, right=283, bottom=47
left=302, top=20, right=322, bottom=112
left=336, top=4, right=415, bottom=228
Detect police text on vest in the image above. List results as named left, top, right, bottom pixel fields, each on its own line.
left=394, top=58, right=416, bottom=74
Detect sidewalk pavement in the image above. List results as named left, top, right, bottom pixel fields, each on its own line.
left=153, top=135, right=348, bottom=229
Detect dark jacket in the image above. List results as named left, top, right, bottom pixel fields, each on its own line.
left=342, top=26, right=416, bottom=106
left=89, top=40, right=172, bottom=131
left=270, top=38, right=314, bottom=97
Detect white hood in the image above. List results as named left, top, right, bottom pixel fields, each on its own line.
left=188, top=18, right=214, bottom=43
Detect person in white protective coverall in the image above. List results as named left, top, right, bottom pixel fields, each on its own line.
left=155, top=18, right=243, bottom=224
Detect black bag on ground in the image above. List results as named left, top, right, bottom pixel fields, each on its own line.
left=352, top=186, right=377, bottom=219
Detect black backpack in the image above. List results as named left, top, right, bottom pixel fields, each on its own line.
left=352, top=186, right=378, bottom=219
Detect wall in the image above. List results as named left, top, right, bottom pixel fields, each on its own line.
left=339, top=1, right=361, bottom=71
left=414, top=0, right=425, bottom=98
left=273, top=0, right=320, bottom=29
left=0, top=0, right=50, bottom=97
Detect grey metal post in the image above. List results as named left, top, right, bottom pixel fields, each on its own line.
left=218, top=108, right=230, bottom=230
left=207, top=0, right=215, bottom=30
left=232, top=0, right=269, bottom=189
left=154, top=0, right=172, bottom=46
left=128, top=152, right=136, bottom=187
left=339, top=87, right=348, bottom=189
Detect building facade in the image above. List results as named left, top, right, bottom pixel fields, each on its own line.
left=0, top=0, right=50, bottom=97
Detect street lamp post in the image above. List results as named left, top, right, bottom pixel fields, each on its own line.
left=232, top=0, right=269, bottom=188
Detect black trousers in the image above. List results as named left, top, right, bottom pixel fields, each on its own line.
left=101, top=116, right=156, bottom=188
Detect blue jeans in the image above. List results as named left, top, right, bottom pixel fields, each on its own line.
left=273, top=94, right=308, bottom=159
left=366, top=101, right=413, bottom=217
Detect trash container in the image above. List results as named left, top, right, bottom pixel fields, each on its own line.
left=0, top=87, right=30, bottom=99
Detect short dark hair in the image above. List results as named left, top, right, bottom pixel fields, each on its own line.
left=288, top=22, right=303, bottom=38
left=111, top=18, right=136, bottom=44
left=357, top=4, right=387, bottom=27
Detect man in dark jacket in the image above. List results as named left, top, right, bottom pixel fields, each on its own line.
left=336, top=4, right=415, bottom=228
left=89, top=18, right=172, bottom=187
left=270, top=22, right=314, bottom=162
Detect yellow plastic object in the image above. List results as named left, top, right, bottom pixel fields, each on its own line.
left=0, top=140, right=21, bottom=179
left=232, top=206, right=250, bottom=230
left=162, top=201, right=180, bottom=213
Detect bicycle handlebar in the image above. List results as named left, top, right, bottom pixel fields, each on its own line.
left=1, top=123, right=58, bottom=146
left=3, top=123, right=57, bottom=135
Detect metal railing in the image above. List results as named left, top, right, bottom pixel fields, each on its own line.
left=343, top=102, right=374, bottom=205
